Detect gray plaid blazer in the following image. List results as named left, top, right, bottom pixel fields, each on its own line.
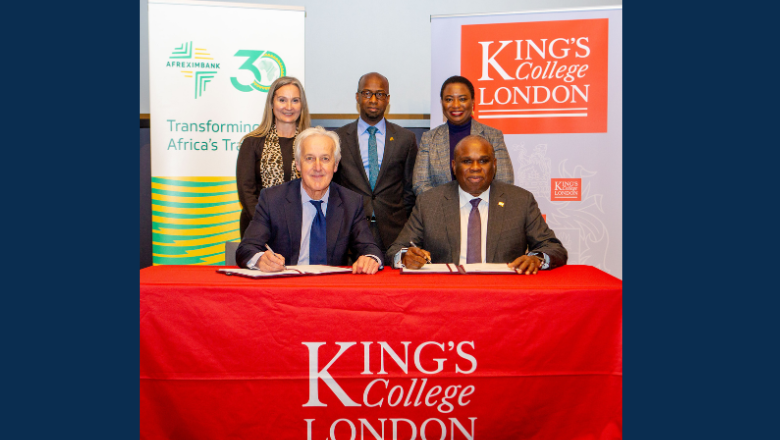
left=412, top=119, right=514, bottom=196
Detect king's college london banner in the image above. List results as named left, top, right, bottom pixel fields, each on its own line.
left=431, top=7, right=622, bottom=278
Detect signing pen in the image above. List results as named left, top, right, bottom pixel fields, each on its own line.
left=265, top=244, right=286, bottom=269
left=409, top=241, right=432, bottom=264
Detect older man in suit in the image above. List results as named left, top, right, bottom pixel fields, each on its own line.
left=237, top=126, right=383, bottom=274
left=388, top=135, right=567, bottom=274
left=334, top=72, right=418, bottom=263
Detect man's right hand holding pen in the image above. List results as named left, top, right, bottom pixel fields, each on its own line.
left=257, top=244, right=286, bottom=272
left=402, top=241, right=432, bottom=269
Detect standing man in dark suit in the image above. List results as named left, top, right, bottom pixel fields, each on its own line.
left=236, top=126, right=383, bottom=274
left=387, top=135, right=567, bottom=274
left=334, top=72, right=418, bottom=263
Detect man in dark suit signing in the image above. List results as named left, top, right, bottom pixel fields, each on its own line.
left=236, top=126, right=383, bottom=274
left=386, top=135, right=567, bottom=274
left=333, top=72, right=418, bottom=263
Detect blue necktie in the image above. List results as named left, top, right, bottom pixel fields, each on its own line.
left=309, top=200, right=327, bottom=265
left=467, top=198, right=482, bottom=264
left=367, top=126, right=379, bottom=191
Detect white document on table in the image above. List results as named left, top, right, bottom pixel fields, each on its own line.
left=218, top=265, right=351, bottom=278
left=400, top=263, right=458, bottom=274
left=457, top=263, right=518, bottom=274
left=289, top=265, right=353, bottom=274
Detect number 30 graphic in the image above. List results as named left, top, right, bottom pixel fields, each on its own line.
left=230, top=50, right=286, bottom=93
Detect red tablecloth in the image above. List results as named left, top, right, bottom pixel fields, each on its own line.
left=141, top=265, right=622, bottom=440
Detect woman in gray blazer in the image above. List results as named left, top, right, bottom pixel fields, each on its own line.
left=413, top=75, right=514, bottom=195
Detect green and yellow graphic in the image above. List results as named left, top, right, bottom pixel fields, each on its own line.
left=152, top=176, right=240, bottom=265
left=168, top=42, right=220, bottom=99
left=231, top=50, right=286, bottom=93
left=193, top=71, right=218, bottom=98
left=170, top=41, right=193, bottom=59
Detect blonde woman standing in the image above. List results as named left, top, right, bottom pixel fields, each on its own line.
left=236, top=76, right=311, bottom=237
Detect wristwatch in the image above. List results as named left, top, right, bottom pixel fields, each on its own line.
left=528, top=253, right=545, bottom=267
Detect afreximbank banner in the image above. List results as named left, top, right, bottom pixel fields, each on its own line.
left=432, top=7, right=622, bottom=278
left=148, top=0, right=304, bottom=265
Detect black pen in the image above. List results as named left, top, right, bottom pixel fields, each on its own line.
left=409, top=241, right=432, bottom=264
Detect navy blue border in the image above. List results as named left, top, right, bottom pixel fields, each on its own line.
left=7, top=1, right=773, bottom=438
left=5, top=1, right=139, bottom=438
left=624, top=3, right=774, bottom=439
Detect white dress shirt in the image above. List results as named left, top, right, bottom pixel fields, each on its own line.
left=296, top=185, right=330, bottom=265
left=358, top=117, right=387, bottom=177
left=457, top=186, right=490, bottom=265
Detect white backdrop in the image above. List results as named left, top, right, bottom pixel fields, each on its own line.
left=148, top=0, right=304, bottom=265
left=431, top=7, right=622, bottom=278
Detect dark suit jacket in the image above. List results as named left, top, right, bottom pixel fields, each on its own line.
left=236, top=179, right=383, bottom=268
left=387, top=181, right=567, bottom=268
left=333, top=119, right=418, bottom=252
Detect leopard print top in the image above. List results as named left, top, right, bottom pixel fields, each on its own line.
left=260, top=125, right=300, bottom=188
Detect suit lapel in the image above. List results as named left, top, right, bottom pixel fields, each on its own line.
left=442, top=183, right=461, bottom=263
left=471, top=119, right=485, bottom=137
left=433, top=125, right=452, bottom=184
left=375, top=121, right=397, bottom=189
left=284, top=181, right=303, bottom=265
left=325, top=185, right=345, bottom=263
left=344, top=121, right=371, bottom=193
left=485, top=184, right=506, bottom=262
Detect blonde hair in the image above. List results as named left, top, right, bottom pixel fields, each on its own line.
left=241, top=76, right=311, bottom=141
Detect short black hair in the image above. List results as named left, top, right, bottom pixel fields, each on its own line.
left=440, top=75, right=474, bottom=100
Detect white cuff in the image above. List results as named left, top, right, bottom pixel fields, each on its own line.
left=393, top=248, right=409, bottom=268
left=365, top=254, right=384, bottom=270
left=247, top=251, right=264, bottom=270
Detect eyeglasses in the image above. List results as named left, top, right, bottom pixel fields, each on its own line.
left=358, top=90, right=389, bottom=100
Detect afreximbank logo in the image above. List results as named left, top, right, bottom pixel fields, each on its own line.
left=165, top=41, right=220, bottom=99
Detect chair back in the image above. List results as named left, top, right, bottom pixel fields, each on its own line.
left=224, top=241, right=239, bottom=266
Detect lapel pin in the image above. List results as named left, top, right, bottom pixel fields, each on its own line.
left=389, top=137, right=394, bottom=141
left=498, top=202, right=504, bottom=207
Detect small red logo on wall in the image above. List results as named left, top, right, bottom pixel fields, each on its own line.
left=551, top=178, right=581, bottom=201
